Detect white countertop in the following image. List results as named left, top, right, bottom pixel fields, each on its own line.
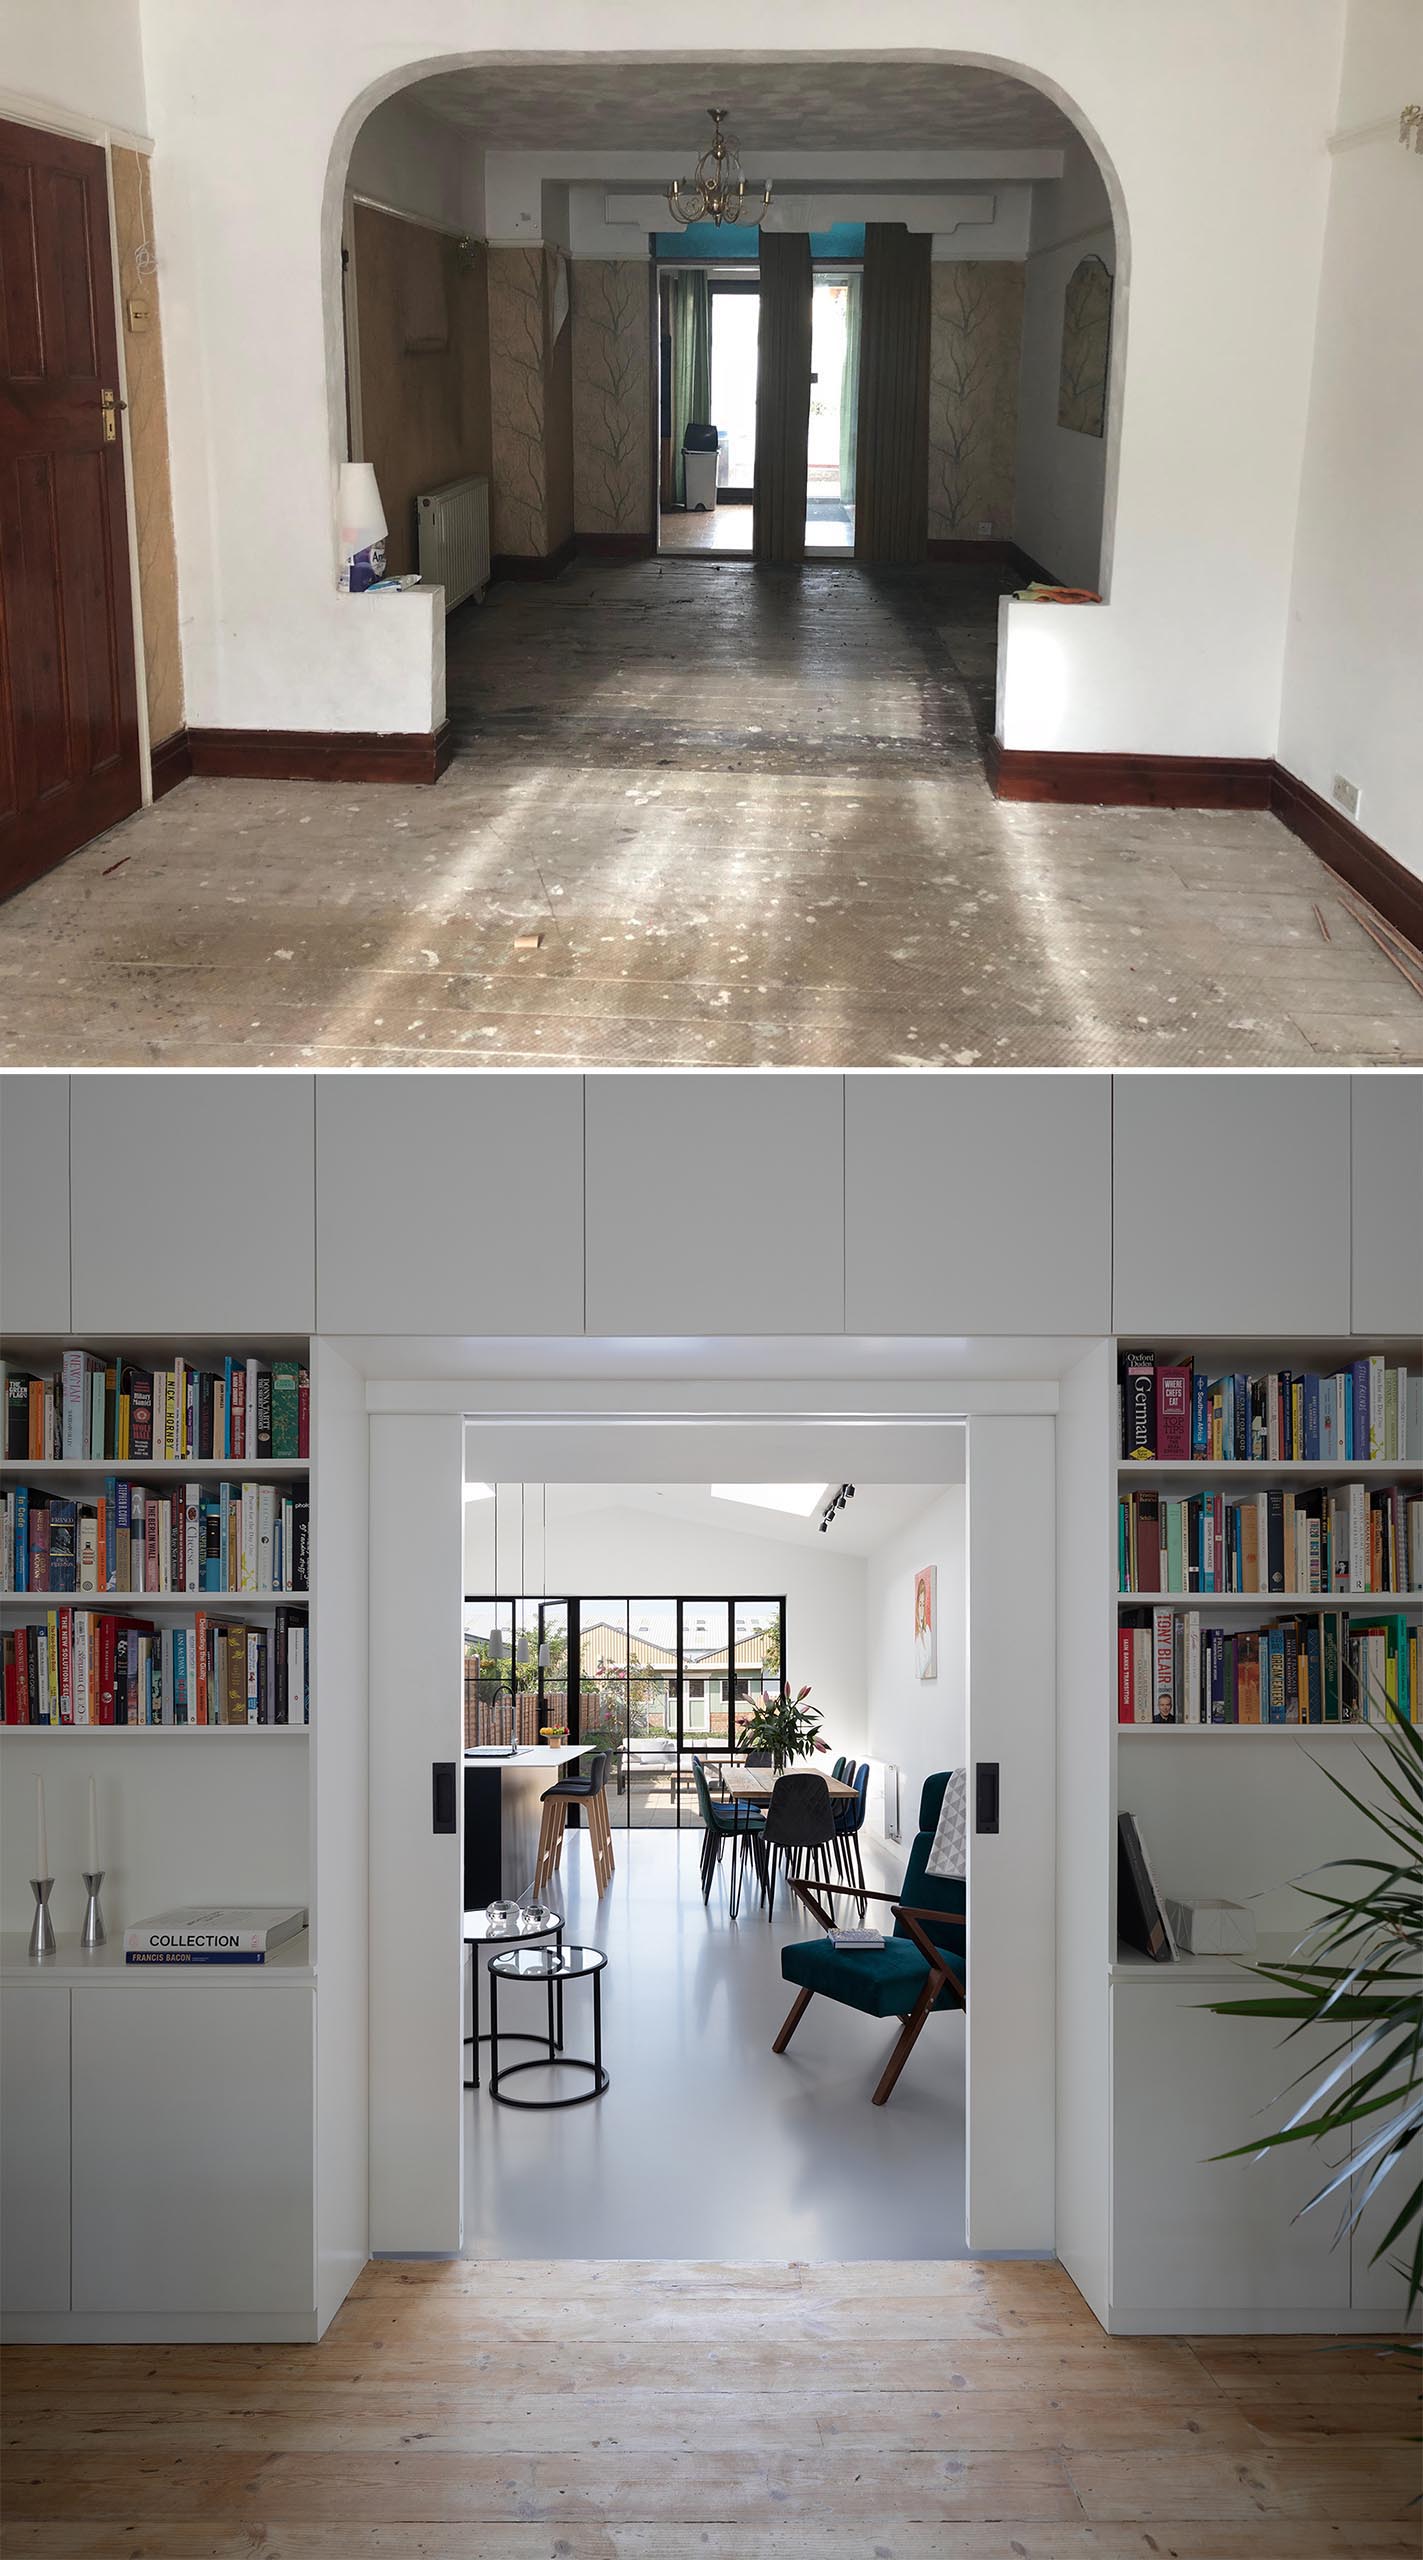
left=463, top=1745, right=588, bottom=1770
left=0, top=1929, right=314, bottom=1986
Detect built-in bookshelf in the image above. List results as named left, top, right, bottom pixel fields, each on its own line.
left=1113, top=1344, right=1420, bottom=1734
left=1, top=1341, right=312, bottom=1735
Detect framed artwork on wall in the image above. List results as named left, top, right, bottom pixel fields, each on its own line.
left=914, top=1565, right=937, bottom=1681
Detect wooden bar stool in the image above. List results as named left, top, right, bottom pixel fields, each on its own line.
left=534, top=1750, right=616, bottom=1896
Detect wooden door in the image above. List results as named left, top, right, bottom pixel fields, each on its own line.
left=0, top=117, right=141, bottom=901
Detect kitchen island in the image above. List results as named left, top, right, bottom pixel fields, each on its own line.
left=463, top=1745, right=589, bottom=1904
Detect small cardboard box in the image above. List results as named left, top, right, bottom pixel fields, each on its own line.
left=1163, top=1895, right=1256, bottom=1956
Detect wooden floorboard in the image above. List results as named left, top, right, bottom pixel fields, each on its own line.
left=2, top=2261, right=1417, bottom=2556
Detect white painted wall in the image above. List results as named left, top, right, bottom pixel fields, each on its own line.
left=1013, top=133, right=1114, bottom=588
left=134, top=0, right=1343, bottom=753
left=347, top=93, right=485, bottom=234
left=4, top=0, right=149, bottom=134
left=863, top=1487, right=966, bottom=1843
left=1278, top=0, right=1423, bottom=877
left=464, top=1494, right=872, bottom=1764
left=1053, top=1339, right=1114, bottom=2326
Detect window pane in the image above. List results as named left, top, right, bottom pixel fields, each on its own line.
left=628, top=1600, right=679, bottom=1828
left=464, top=1600, right=513, bottom=1747
left=579, top=1600, right=629, bottom=1828
left=734, top=1600, right=783, bottom=1743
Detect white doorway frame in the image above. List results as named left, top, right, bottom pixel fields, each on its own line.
left=364, top=1371, right=1060, bottom=2262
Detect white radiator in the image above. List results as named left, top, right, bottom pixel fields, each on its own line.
left=416, top=473, right=489, bottom=612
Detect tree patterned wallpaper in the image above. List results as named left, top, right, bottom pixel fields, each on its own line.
left=488, top=246, right=549, bottom=557
left=571, top=263, right=652, bottom=537
left=927, top=261, right=1025, bottom=544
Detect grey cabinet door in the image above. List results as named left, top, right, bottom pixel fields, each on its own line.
left=316, top=1075, right=584, bottom=1334
left=70, top=1076, right=316, bottom=1333
left=845, top=1074, right=1111, bottom=1334
left=1113, top=1075, right=1351, bottom=1335
left=0, top=1075, right=70, bottom=1332
left=1350, top=1074, right=1423, bottom=1335
left=584, top=1075, right=844, bottom=1335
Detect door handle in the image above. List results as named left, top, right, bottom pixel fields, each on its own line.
left=100, top=388, right=117, bottom=444
left=974, top=1762, right=1000, bottom=1835
left=432, top=1761, right=457, bottom=1834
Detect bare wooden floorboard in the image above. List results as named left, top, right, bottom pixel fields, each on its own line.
left=2, top=2261, right=1417, bottom=2553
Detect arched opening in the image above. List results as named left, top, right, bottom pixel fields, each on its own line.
left=322, top=52, right=1127, bottom=777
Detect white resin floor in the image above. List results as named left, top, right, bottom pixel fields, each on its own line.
left=462, top=1825, right=967, bottom=2262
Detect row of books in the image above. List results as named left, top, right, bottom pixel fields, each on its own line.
left=2, top=1353, right=309, bottom=1464
left=2, top=1610, right=309, bottom=1726
left=1119, top=1350, right=1420, bottom=1464
left=1, top=1481, right=309, bottom=1596
left=1118, top=1483, right=1421, bottom=1597
left=1118, top=1605, right=1416, bottom=1725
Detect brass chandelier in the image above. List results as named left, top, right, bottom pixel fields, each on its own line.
left=666, top=108, right=771, bottom=229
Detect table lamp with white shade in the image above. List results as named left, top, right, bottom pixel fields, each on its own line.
left=337, top=460, right=387, bottom=591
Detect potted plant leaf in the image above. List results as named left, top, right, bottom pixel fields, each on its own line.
left=737, top=1684, right=828, bottom=1776
left=1204, top=1710, right=1422, bottom=2365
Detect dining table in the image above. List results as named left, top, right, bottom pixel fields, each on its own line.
left=699, top=1761, right=858, bottom=1914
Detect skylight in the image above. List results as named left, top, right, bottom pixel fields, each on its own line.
left=708, top=1484, right=827, bottom=1518
left=464, top=1482, right=494, bottom=1502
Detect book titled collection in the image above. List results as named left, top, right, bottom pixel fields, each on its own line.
left=1, top=1480, right=309, bottom=1596
left=2, top=1609, right=308, bottom=1726
left=1118, top=1604, right=1415, bottom=1725
left=1119, top=1481, right=1420, bottom=1596
left=2, top=1352, right=309, bottom=1465
left=1118, top=1350, right=1420, bottom=1464
left=123, top=1906, right=307, bottom=1965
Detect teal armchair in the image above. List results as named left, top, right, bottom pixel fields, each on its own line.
left=772, top=1770, right=966, bottom=2105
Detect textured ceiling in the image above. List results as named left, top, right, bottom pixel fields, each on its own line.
left=408, top=59, right=1074, bottom=154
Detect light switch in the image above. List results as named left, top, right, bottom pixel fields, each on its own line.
left=126, top=297, right=151, bottom=333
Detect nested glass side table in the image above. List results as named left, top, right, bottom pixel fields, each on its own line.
left=487, top=1943, right=608, bottom=2108
left=463, top=1905, right=564, bottom=2091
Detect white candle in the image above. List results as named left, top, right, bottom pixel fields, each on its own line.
left=36, top=1774, right=48, bottom=1880
left=87, top=1774, right=99, bottom=1875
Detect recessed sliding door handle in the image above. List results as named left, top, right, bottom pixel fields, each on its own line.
left=432, top=1761, right=457, bottom=1834
left=974, top=1762, right=1000, bottom=1835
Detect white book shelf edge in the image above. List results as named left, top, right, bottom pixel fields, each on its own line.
left=1117, top=1461, right=1418, bottom=1477
left=1116, top=1591, right=1420, bottom=1608
left=2, top=1591, right=311, bottom=1607
left=0, top=1462, right=309, bottom=1478
left=1117, top=1721, right=1392, bottom=1738
left=0, top=1724, right=309, bottom=1739
left=0, top=1930, right=314, bottom=1986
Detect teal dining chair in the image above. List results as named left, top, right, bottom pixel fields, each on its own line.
left=772, top=1770, right=966, bottom=2105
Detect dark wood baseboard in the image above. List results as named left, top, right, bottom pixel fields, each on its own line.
left=985, top=740, right=1274, bottom=810
left=490, top=536, right=577, bottom=582
left=1269, top=764, right=1423, bottom=955
left=184, top=723, right=453, bottom=786
left=984, top=738, right=1423, bottom=953
left=575, top=530, right=657, bottom=560
left=149, top=728, right=192, bottom=799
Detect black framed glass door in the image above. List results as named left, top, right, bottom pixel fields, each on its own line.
left=465, top=1592, right=788, bottom=1827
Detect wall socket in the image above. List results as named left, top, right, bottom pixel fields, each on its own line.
left=1332, top=773, right=1361, bottom=821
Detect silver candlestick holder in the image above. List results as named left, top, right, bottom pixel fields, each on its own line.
left=28, top=1877, right=57, bottom=1959
left=82, top=1871, right=106, bottom=1949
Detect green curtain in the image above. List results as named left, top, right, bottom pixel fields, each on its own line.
left=670, top=272, right=711, bottom=506
left=838, top=271, right=862, bottom=504
left=853, top=225, right=931, bottom=563
left=752, top=231, right=813, bottom=565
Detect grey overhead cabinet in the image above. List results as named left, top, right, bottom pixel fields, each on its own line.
left=844, top=1074, right=1112, bottom=1334
left=0, top=1074, right=71, bottom=1331
left=1350, top=1073, right=1423, bottom=1335
left=315, top=1075, right=585, bottom=1334
left=68, top=1075, right=317, bottom=1334
left=583, top=1075, right=846, bottom=1335
left=1111, top=1075, right=1352, bottom=1337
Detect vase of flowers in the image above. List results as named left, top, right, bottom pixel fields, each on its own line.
left=737, top=1684, right=827, bottom=1776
